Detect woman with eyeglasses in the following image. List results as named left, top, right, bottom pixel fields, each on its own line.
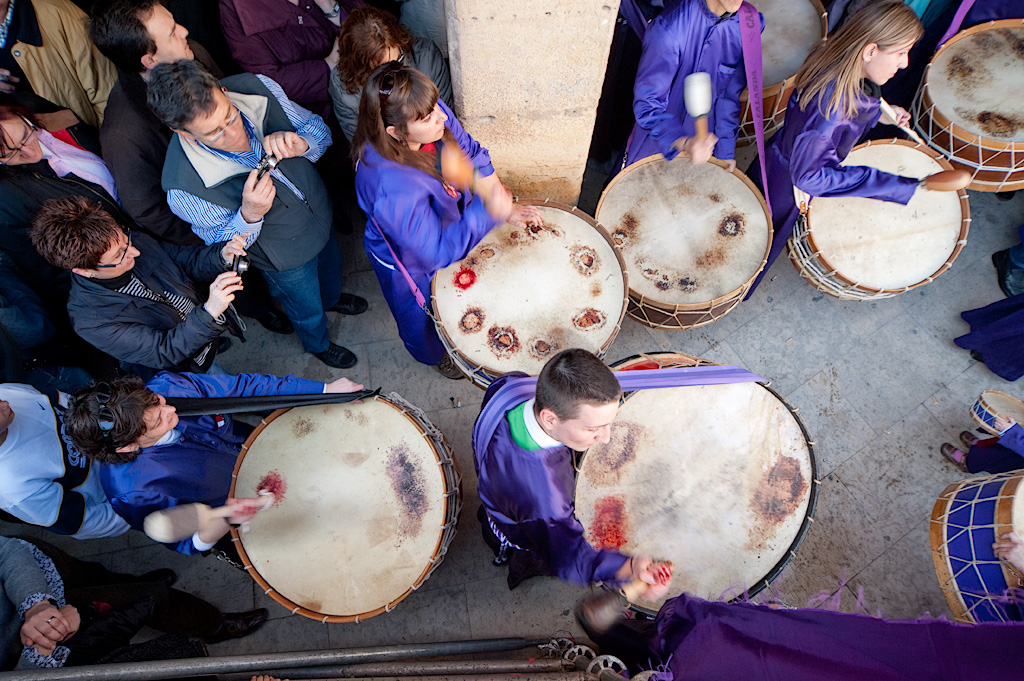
left=330, top=5, right=452, bottom=143
left=353, top=64, right=539, bottom=379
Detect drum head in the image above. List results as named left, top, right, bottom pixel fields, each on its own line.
left=596, top=157, right=770, bottom=306
left=432, top=201, right=626, bottom=377
left=808, top=143, right=964, bottom=290
left=758, top=0, right=825, bottom=86
left=982, top=391, right=1024, bottom=425
left=576, top=373, right=814, bottom=610
left=927, top=25, right=1024, bottom=143
left=231, top=399, right=448, bottom=620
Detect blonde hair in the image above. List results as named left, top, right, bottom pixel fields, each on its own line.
left=795, top=1, right=922, bottom=120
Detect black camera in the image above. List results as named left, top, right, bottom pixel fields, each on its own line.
left=231, top=254, right=250, bottom=275
left=255, top=154, right=279, bottom=180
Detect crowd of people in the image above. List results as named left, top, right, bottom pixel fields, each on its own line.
left=1, top=0, right=1023, bottom=676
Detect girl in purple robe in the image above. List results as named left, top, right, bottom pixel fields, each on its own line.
left=748, top=1, right=927, bottom=293
left=352, top=64, right=540, bottom=378
left=626, top=0, right=755, bottom=171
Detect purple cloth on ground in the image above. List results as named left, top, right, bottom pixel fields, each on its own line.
left=954, top=293, right=1024, bottom=382
left=747, top=85, right=919, bottom=295
left=650, top=593, right=1024, bottom=680
left=626, top=0, right=763, bottom=164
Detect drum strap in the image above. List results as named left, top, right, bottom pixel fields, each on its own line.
left=472, top=365, right=764, bottom=458
left=369, top=216, right=430, bottom=312
left=738, top=1, right=772, bottom=217
left=937, top=0, right=977, bottom=48
left=620, top=0, right=649, bottom=40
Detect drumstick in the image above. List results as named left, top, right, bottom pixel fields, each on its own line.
left=584, top=561, right=674, bottom=634
left=922, top=169, right=971, bottom=191
left=143, top=497, right=274, bottom=543
left=440, top=143, right=475, bottom=191
left=879, top=98, right=925, bottom=145
left=683, top=72, right=712, bottom=143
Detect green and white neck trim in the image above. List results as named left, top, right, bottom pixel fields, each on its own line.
left=507, top=398, right=562, bottom=450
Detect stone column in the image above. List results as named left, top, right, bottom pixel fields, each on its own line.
left=446, top=0, right=620, bottom=204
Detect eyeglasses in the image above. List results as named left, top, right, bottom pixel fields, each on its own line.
left=378, top=61, right=403, bottom=104
left=95, top=229, right=132, bottom=269
left=198, top=102, right=239, bottom=145
left=396, top=47, right=405, bottom=64
left=94, top=382, right=117, bottom=451
left=0, top=117, right=38, bottom=165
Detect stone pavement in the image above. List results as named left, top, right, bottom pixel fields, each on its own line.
left=2, top=181, right=1021, bottom=658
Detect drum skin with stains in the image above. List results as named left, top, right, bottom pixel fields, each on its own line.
left=432, top=199, right=628, bottom=388
left=595, top=156, right=771, bottom=329
left=575, top=351, right=818, bottom=614
left=912, top=20, right=1024, bottom=192
left=229, top=394, right=460, bottom=622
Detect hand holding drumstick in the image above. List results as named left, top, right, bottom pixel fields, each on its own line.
left=674, top=72, right=728, bottom=169
left=993, top=532, right=1024, bottom=575
left=579, top=557, right=674, bottom=634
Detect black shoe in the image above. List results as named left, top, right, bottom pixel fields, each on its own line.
left=995, top=191, right=1017, bottom=202
left=216, top=337, right=232, bottom=353
left=136, top=568, right=177, bottom=587
left=434, top=354, right=465, bottom=380
left=329, top=293, right=368, bottom=316
left=314, top=343, right=357, bottom=369
left=204, top=608, right=268, bottom=644
left=992, top=250, right=1015, bottom=297
left=970, top=349, right=985, bottom=364
left=254, top=308, right=294, bottom=335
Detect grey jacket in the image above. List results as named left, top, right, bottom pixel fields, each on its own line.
left=1, top=537, right=57, bottom=670
left=329, top=37, right=453, bottom=143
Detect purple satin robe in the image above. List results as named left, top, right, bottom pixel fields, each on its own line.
left=968, top=424, right=1024, bottom=475
left=649, top=594, right=1024, bottom=680
left=748, top=85, right=920, bottom=293
left=473, top=379, right=629, bottom=586
left=355, top=100, right=500, bottom=365
left=954, top=293, right=1024, bottom=382
left=626, top=0, right=763, bottom=165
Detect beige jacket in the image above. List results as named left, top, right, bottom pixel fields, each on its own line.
left=10, top=0, right=117, bottom=127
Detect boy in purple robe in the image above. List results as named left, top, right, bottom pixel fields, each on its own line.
left=626, top=0, right=762, bottom=171
left=942, top=415, right=1024, bottom=475
left=472, top=349, right=659, bottom=589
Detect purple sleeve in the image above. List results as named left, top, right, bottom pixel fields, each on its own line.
left=998, top=424, right=1024, bottom=457
left=146, top=372, right=326, bottom=399
left=438, top=100, right=494, bottom=178
left=632, top=15, right=688, bottom=161
left=505, top=516, right=629, bottom=586
left=790, top=130, right=920, bottom=203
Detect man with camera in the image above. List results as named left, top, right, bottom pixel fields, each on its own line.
left=30, top=196, right=245, bottom=377
left=149, top=59, right=365, bottom=370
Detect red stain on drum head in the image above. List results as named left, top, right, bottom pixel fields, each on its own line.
left=459, top=308, right=485, bottom=333
left=257, top=470, right=287, bottom=506
left=386, top=445, right=427, bottom=537
left=588, top=494, right=629, bottom=550
left=718, top=213, right=745, bottom=237
left=573, top=308, right=607, bottom=331
left=613, top=213, right=638, bottom=246
left=453, top=267, right=477, bottom=290
left=589, top=422, right=643, bottom=486
left=487, top=326, right=520, bottom=358
left=570, top=244, right=600, bottom=276
left=752, top=456, right=807, bottom=524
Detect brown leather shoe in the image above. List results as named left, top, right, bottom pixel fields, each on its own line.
left=960, top=430, right=979, bottom=450
left=204, top=608, right=268, bottom=643
left=941, top=443, right=968, bottom=473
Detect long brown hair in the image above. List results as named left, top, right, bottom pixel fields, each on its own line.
left=352, top=63, right=453, bottom=181
left=336, top=6, right=413, bottom=95
left=795, top=1, right=922, bottom=120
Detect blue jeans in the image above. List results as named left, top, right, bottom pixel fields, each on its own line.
left=1009, top=224, right=1024, bottom=268
left=261, top=233, right=343, bottom=353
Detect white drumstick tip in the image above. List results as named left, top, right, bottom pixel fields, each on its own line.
left=683, top=72, right=712, bottom=118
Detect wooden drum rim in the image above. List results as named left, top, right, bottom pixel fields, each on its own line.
left=229, top=395, right=456, bottom=623
left=430, top=198, right=629, bottom=388
left=595, top=155, right=772, bottom=316
left=803, top=139, right=970, bottom=294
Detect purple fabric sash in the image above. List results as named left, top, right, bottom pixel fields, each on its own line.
left=738, top=1, right=771, bottom=217
left=621, top=0, right=649, bottom=39
left=369, top=216, right=428, bottom=311
left=471, top=365, right=764, bottom=455
left=937, top=0, right=977, bottom=47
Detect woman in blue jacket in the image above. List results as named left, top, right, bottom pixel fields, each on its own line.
left=353, top=64, right=539, bottom=378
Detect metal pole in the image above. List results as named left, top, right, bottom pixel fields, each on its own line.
left=1, top=638, right=544, bottom=681
left=267, top=675, right=590, bottom=681
left=219, top=658, right=568, bottom=680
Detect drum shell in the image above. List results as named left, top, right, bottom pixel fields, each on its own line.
left=911, top=20, right=1024, bottom=192
left=970, top=390, right=1024, bottom=437
left=787, top=139, right=970, bottom=300
left=930, top=472, right=1024, bottom=623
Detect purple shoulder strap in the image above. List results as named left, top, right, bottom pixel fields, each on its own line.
left=370, top=216, right=428, bottom=310
left=620, top=0, right=649, bottom=39
left=738, top=1, right=772, bottom=217
left=937, top=0, right=977, bottom=48
left=471, top=365, right=764, bottom=455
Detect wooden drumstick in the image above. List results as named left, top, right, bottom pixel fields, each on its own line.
left=440, top=143, right=475, bottom=191
left=684, top=72, right=712, bottom=143
left=879, top=98, right=925, bottom=145
left=922, top=169, right=971, bottom=191
left=143, top=496, right=274, bottom=543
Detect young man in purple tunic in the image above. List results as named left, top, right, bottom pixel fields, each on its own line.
left=473, top=349, right=659, bottom=589
left=626, top=0, right=762, bottom=171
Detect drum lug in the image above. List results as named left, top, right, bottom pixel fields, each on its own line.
left=587, top=654, right=628, bottom=676
left=563, top=643, right=596, bottom=665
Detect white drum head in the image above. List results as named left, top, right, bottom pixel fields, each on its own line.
left=808, top=144, right=963, bottom=289
left=982, top=391, right=1024, bottom=425
left=576, top=382, right=813, bottom=609
left=233, top=400, right=448, bottom=619
left=927, top=26, right=1024, bottom=142
left=433, top=204, right=625, bottom=376
left=596, top=157, right=770, bottom=305
left=758, top=0, right=825, bottom=86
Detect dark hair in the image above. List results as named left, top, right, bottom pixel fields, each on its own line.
left=337, top=6, right=413, bottom=95
left=0, top=95, right=41, bottom=159
left=146, top=59, right=220, bottom=130
left=352, top=63, right=451, bottom=180
left=30, top=196, right=125, bottom=270
left=89, top=0, right=162, bottom=74
left=65, top=376, right=161, bottom=463
left=535, top=349, right=621, bottom=421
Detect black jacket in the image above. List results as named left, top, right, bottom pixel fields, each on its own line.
left=67, top=232, right=240, bottom=373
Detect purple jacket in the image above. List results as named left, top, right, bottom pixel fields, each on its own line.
left=627, top=0, right=763, bottom=164
left=749, top=84, right=919, bottom=292
left=355, top=100, right=499, bottom=365
left=219, top=0, right=360, bottom=119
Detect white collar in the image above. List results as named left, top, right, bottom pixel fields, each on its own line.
left=152, top=428, right=182, bottom=447
left=522, top=398, right=562, bottom=449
